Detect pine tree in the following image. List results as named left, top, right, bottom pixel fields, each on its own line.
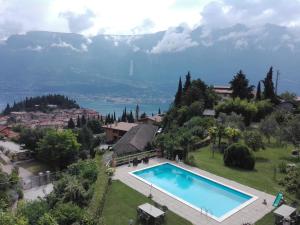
left=183, top=71, right=191, bottom=93
left=174, top=77, right=182, bottom=106
left=256, top=81, right=262, bottom=101
left=263, top=67, right=279, bottom=103
left=67, top=118, right=75, bottom=129
left=229, top=70, right=254, bottom=100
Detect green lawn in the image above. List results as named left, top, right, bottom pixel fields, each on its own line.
left=190, top=144, right=299, bottom=196
left=189, top=144, right=300, bottom=225
left=102, top=180, right=192, bottom=225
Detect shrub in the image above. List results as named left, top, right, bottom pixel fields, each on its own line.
left=17, top=200, right=49, bottom=225
left=185, top=155, right=196, bottom=166
left=51, top=202, right=84, bottom=225
left=244, top=130, right=264, bottom=152
left=224, top=143, right=255, bottom=170
left=278, top=161, right=287, bottom=173
left=279, top=167, right=300, bottom=194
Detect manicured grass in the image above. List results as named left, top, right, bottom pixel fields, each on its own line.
left=189, top=144, right=300, bottom=225
left=102, top=180, right=192, bottom=225
left=255, top=211, right=275, bottom=225
left=190, top=144, right=299, bottom=196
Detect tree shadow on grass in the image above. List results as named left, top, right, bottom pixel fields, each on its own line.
left=255, top=157, right=270, bottom=163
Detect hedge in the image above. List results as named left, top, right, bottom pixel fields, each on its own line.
left=88, top=154, right=110, bottom=223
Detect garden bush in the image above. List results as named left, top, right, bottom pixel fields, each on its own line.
left=224, top=143, right=255, bottom=170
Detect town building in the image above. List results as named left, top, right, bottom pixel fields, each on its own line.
left=102, top=122, right=138, bottom=143
left=113, top=124, right=158, bottom=156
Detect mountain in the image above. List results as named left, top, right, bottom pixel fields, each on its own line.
left=0, top=23, right=300, bottom=100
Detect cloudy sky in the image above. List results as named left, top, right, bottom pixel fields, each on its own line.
left=1, top=0, right=300, bottom=39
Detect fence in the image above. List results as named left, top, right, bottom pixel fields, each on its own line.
left=114, top=150, right=157, bottom=166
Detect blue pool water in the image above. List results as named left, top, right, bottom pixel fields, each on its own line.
left=133, top=163, right=253, bottom=220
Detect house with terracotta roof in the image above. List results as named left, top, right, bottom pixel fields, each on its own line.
left=102, top=122, right=138, bottom=143
left=0, top=126, right=19, bottom=140
left=213, top=85, right=233, bottom=100
left=139, top=114, right=163, bottom=125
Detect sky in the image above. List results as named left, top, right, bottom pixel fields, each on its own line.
left=1, top=0, right=300, bottom=39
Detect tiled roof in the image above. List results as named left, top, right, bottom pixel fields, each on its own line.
left=113, top=124, right=158, bottom=156
left=103, top=122, right=138, bottom=132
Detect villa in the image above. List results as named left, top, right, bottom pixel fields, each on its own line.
left=103, top=122, right=138, bottom=143
left=113, top=124, right=158, bottom=156
left=213, top=85, right=233, bottom=100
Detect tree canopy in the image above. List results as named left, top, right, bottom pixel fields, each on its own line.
left=37, top=130, right=80, bottom=169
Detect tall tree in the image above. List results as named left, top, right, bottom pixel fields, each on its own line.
left=113, top=112, right=116, bottom=122
left=37, top=130, right=80, bottom=169
left=229, top=70, right=254, bottom=100
left=256, top=81, right=262, bottom=101
left=183, top=71, right=191, bottom=93
left=174, top=77, right=182, bottom=106
left=263, top=67, right=279, bottom=103
left=81, top=115, right=87, bottom=126
left=3, top=104, right=10, bottom=115
left=67, top=118, right=75, bottom=129
left=76, top=116, right=81, bottom=128
left=158, top=108, right=161, bottom=115
left=135, top=104, right=139, bottom=121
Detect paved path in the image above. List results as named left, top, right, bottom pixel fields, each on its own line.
left=23, top=184, right=53, bottom=200
left=114, top=158, right=275, bottom=225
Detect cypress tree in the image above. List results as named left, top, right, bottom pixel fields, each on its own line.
left=135, top=104, right=139, bottom=121
left=158, top=108, right=161, bottom=115
left=76, top=116, right=81, bottom=128
left=183, top=71, right=191, bottom=93
left=81, top=115, right=87, bottom=126
left=174, top=77, right=182, bottom=106
left=263, top=67, right=279, bottom=103
left=3, top=104, right=10, bottom=115
left=256, top=81, right=261, bottom=101
left=113, top=112, right=116, bottom=121
left=67, top=118, right=75, bottom=129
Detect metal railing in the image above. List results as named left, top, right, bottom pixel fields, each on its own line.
left=114, top=150, right=157, bottom=166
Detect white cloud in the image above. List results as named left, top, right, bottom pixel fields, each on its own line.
left=200, top=0, right=300, bottom=28
left=0, top=0, right=300, bottom=39
left=51, top=41, right=85, bottom=52
left=25, top=45, right=43, bottom=52
left=235, top=39, right=248, bottom=49
left=60, top=9, right=95, bottom=33
left=151, top=25, right=198, bottom=54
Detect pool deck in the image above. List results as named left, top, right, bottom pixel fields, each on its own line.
left=113, top=158, right=275, bottom=225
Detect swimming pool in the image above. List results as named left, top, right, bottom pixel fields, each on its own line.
left=131, top=163, right=257, bottom=222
